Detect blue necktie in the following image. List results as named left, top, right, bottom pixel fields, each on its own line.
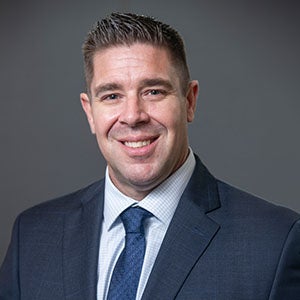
left=107, top=207, right=152, bottom=300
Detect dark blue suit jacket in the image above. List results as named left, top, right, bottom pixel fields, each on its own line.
left=1, top=155, right=299, bottom=299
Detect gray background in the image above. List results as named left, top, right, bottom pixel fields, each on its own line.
left=0, top=0, right=299, bottom=264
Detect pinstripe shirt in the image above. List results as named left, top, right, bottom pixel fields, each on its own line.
left=97, top=150, right=196, bottom=299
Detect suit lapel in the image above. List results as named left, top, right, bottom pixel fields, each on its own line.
left=61, top=156, right=220, bottom=299
left=63, top=180, right=104, bottom=299
left=142, top=156, right=221, bottom=300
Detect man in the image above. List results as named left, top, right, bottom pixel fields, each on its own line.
left=0, top=12, right=299, bottom=300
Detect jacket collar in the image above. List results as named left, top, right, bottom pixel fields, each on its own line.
left=142, top=155, right=221, bottom=299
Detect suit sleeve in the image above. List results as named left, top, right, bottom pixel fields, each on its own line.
left=0, top=215, right=21, bottom=299
left=269, top=219, right=300, bottom=300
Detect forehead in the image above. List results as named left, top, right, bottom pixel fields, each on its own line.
left=90, top=43, right=176, bottom=85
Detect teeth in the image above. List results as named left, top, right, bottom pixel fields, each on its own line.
left=124, top=140, right=151, bottom=148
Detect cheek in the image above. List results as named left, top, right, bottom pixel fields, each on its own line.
left=155, top=102, right=186, bottom=130
left=93, top=108, right=119, bottom=137
left=150, top=100, right=182, bottom=122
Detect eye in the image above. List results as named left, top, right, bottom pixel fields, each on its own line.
left=143, top=89, right=166, bottom=100
left=99, top=93, right=122, bottom=102
left=148, top=89, right=161, bottom=95
left=105, top=94, right=119, bottom=100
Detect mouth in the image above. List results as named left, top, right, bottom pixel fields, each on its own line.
left=124, top=140, right=152, bottom=148
left=120, top=135, right=159, bottom=150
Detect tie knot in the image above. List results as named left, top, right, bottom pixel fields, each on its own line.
left=120, top=207, right=152, bottom=234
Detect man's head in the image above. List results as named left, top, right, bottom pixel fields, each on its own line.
left=82, top=12, right=190, bottom=95
left=80, top=13, right=198, bottom=200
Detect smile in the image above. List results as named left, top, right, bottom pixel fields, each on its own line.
left=124, top=140, right=151, bottom=148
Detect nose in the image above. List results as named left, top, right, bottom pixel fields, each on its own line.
left=119, top=96, right=150, bottom=127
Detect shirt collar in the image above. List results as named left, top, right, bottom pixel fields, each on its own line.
left=104, top=148, right=196, bottom=231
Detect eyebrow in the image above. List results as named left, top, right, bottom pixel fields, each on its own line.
left=139, top=78, right=174, bottom=91
left=94, top=83, right=123, bottom=97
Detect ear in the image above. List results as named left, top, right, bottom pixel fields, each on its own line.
left=80, top=92, right=95, bottom=134
left=186, top=80, right=199, bottom=122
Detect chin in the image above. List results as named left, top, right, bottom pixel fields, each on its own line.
left=130, top=171, right=167, bottom=189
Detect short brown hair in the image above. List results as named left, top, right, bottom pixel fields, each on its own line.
left=82, top=13, right=190, bottom=94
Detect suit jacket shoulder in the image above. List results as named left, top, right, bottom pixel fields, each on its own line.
left=0, top=179, right=105, bottom=300
left=21, top=179, right=105, bottom=214
left=216, top=178, right=299, bottom=227
left=142, top=156, right=300, bottom=300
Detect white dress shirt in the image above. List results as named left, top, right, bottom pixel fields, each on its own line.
left=97, top=150, right=196, bottom=300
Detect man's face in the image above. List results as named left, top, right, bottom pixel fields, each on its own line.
left=81, top=43, right=198, bottom=200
